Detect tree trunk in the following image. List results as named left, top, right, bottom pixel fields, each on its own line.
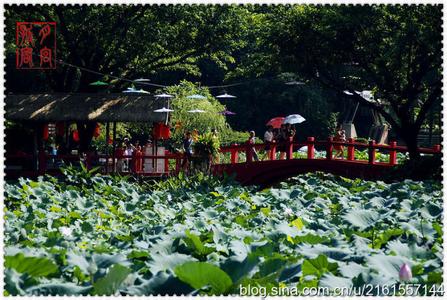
left=400, top=129, right=421, bottom=161
left=77, top=122, right=96, bottom=153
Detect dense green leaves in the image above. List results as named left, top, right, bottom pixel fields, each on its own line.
left=342, top=209, right=380, bottom=230
left=4, top=171, right=443, bottom=296
left=175, top=262, right=233, bottom=294
left=93, top=264, right=132, bottom=295
left=302, top=255, right=338, bottom=278
left=5, top=254, right=58, bottom=278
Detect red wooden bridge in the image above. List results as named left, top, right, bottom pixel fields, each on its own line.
left=5, top=137, right=441, bottom=185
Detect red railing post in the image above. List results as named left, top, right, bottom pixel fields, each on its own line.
left=246, top=144, right=253, bottom=163
left=230, top=144, right=239, bottom=164
left=368, top=140, right=376, bottom=165
left=270, top=143, right=276, bottom=160
left=134, top=151, right=143, bottom=173
left=326, top=137, right=334, bottom=160
left=347, top=138, right=355, bottom=161
left=286, top=138, right=293, bottom=160
left=307, top=137, right=315, bottom=159
left=389, top=141, right=397, bottom=165
left=38, top=150, right=46, bottom=175
left=131, top=152, right=137, bottom=173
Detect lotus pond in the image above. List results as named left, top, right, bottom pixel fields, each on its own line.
left=4, top=169, right=444, bottom=296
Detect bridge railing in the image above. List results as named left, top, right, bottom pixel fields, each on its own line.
left=5, top=137, right=441, bottom=178
left=218, top=137, right=441, bottom=166
left=5, top=152, right=185, bottom=178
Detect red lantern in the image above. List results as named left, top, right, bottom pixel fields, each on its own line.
left=153, top=123, right=171, bottom=140
left=161, top=124, right=171, bottom=139
left=56, top=122, right=65, bottom=137
left=42, top=124, right=49, bottom=141
left=72, top=130, right=80, bottom=142
left=93, top=123, right=101, bottom=138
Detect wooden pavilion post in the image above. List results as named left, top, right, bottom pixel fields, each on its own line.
left=64, top=121, right=69, bottom=149
left=37, top=123, right=46, bottom=175
left=32, top=126, right=39, bottom=172
left=105, top=122, right=110, bottom=174
left=112, top=122, right=117, bottom=173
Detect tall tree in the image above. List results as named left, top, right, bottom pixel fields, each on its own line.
left=265, top=5, right=442, bottom=159
left=5, top=5, right=251, bottom=148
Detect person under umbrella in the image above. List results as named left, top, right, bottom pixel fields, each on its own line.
left=277, top=124, right=287, bottom=160
left=266, top=117, right=285, bottom=129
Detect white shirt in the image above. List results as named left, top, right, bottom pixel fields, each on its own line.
left=124, top=148, right=133, bottom=156
left=264, top=130, right=274, bottom=142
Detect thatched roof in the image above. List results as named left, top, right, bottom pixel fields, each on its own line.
left=5, top=93, right=167, bottom=122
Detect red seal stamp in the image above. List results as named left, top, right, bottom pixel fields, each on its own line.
left=16, top=22, right=56, bottom=69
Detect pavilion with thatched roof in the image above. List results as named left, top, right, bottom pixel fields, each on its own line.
left=5, top=93, right=165, bottom=122
left=5, top=93, right=169, bottom=178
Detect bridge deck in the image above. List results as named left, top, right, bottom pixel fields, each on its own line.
left=5, top=137, right=441, bottom=183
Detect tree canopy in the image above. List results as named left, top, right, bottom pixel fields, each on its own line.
left=5, top=4, right=442, bottom=158
left=261, top=5, right=442, bottom=158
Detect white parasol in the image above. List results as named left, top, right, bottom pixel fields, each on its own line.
left=216, top=93, right=236, bottom=99
left=134, top=78, right=151, bottom=82
left=123, top=87, right=150, bottom=94
left=155, top=93, right=174, bottom=98
left=283, top=114, right=306, bottom=124
left=154, top=107, right=174, bottom=113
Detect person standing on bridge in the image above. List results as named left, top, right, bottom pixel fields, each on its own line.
left=285, top=123, right=296, bottom=141
left=264, top=125, right=275, bottom=160
left=248, top=131, right=259, bottom=161
left=334, top=126, right=346, bottom=159
left=277, top=124, right=287, bottom=160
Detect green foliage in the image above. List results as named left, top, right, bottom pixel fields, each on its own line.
left=325, top=112, right=340, bottom=136
left=164, top=81, right=227, bottom=141
left=157, top=81, right=247, bottom=145
left=193, top=132, right=221, bottom=157
left=387, top=155, right=442, bottom=181
left=174, top=262, right=233, bottom=295
left=5, top=254, right=58, bottom=278
left=302, top=255, right=338, bottom=279
left=262, top=5, right=442, bottom=158
left=93, top=264, right=132, bottom=295
left=5, top=6, right=252, bottom=92
left=4, top=168, right=443, bottom=296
